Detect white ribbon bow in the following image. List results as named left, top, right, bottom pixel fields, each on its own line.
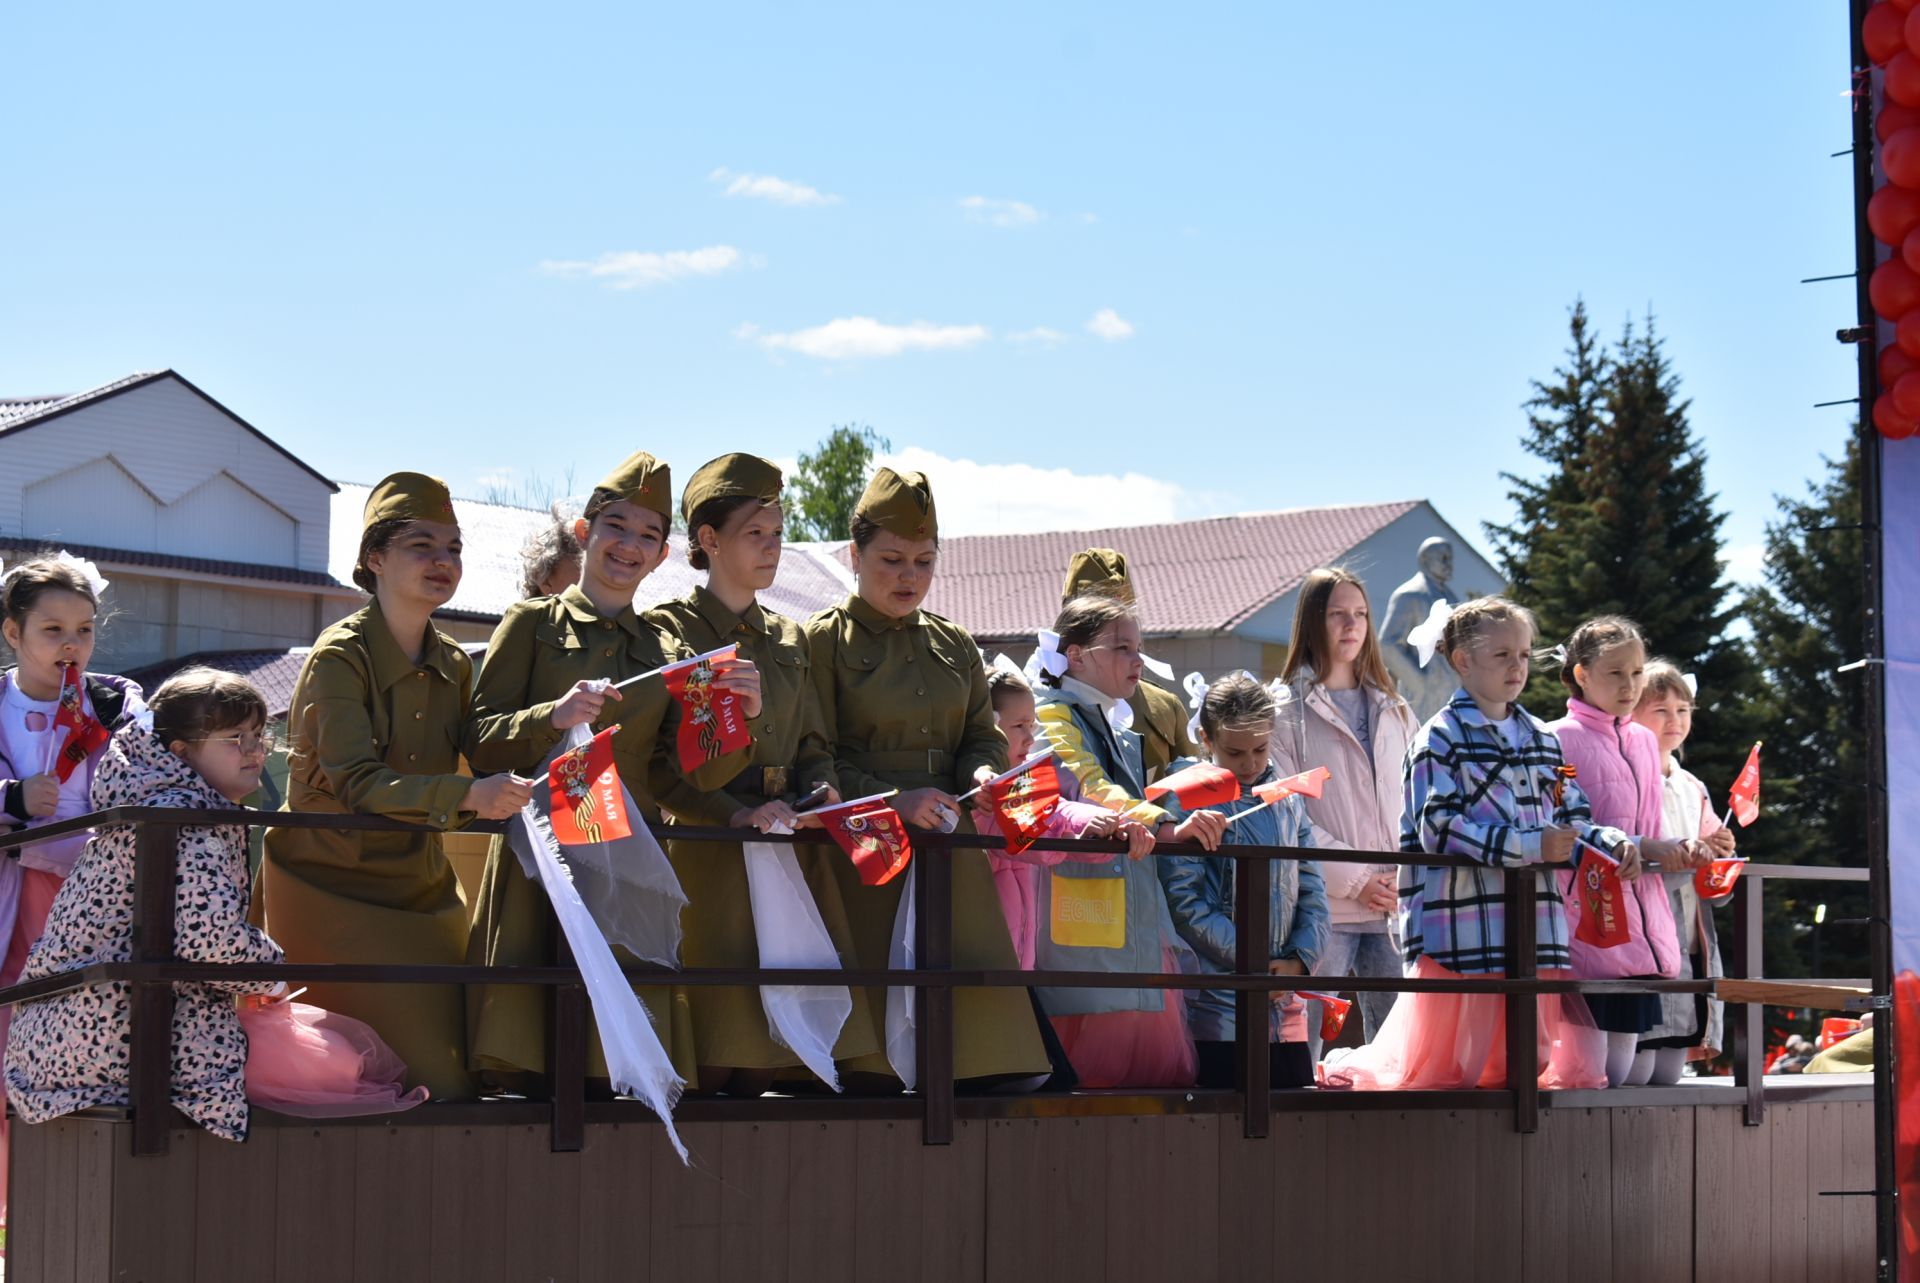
left=989, top=652, right=1027, bottom=683
left=1, top=550, right=110, bottom=602
left=1408, top=598, right=1454, bottom=669
left=1140, top=652, right=1177, bottom=683
left=1034, top=629, right=1070, bottom=679
left=1183, top=670, right=1209, bottom=742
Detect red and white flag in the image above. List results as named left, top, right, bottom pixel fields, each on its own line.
left=1694, top=858, right=1745, bottom=901
left=1253, top=766, right=1332, bottom=806
left=818, top=793, right=914, bottom=886
left=50, top=664, right=109, bottom=783
left=984, top=752, right=1063, bottom=856
left=1728, top=742, right=1763, bottom=828
left=1145, top=761, right=1241, bottom=810
left=1301, top=990, right=1352, bottom=1042
left=1574, top=840, right=1631, bottom=949
left=660, top=646, right=753, bottom=775
left=547, top=724, right=632, bottom=846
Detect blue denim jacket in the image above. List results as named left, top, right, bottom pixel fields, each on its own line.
left=1156, top=759, right=1328, bottom=1043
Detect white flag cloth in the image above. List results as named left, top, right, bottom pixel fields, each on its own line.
left=507, top=724, right=690, bottom=1162
left=885, top=864, right=918, bottom=1091
left=742, top=822, right=853, bottom=1091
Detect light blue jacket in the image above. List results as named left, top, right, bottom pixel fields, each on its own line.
left=1157, top=759, right=1329, bottom=1043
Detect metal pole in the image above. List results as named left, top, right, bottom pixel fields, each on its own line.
left=916, top=836, right=955, bottom=1146
left=1504, top=869, right=1539, bottom=1134
left=129, top=821, right=179, bottom=1157
left=1846, top=0, right=1898, bottom=1272
left=1235, top=855, right=1273, bottom=1139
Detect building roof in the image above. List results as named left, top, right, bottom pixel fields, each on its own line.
left=0, top=370, right=338, bottom=492
left=0, top=537, right=346, bottom=590
left=121, top=649, right=313, bottom=721
left=329, top=484, right=856, bottom=624
left=913, top=501, right=1423, bottom=638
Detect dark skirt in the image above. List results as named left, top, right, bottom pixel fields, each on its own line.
left=1585, top=983, right=1662, bottom=1035
left=1194, top=1040, right=1315, bottom=1090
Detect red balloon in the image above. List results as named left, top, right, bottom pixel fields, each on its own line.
left=1870, top=3, right=1909, bottom=63
left=1892, top=53, right=1920, bottom=106
left=1874, top=258, right=1920, bottom=318
left=1877, top=393, right=1920, bottom=439
left=1883, top=344, right=1920, bottom=386
left=1894, top=371, right=1920, bottom=419
left=1906, top=5, right=1920, bottom=59
left=1888, top=128, right=1920, bottom=187
left=1899, top=310, right=1920, bottom=357
left=1883, top=102, right=1920, bottom=143
left=1872, top=184, right=1920, bottom=243
left=1896, top=0, right=1919, bottom=14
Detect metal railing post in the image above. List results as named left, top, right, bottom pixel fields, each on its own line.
left=1504, top=867, right=1539, bottom=1133
left=1235, top=855, right=1272, bottom=1139
left=1730, top=873, right=1766, bottom=1126
left=129, top=819, right=179, bottom=1156
left=916, top=834, right=955, bottom=1145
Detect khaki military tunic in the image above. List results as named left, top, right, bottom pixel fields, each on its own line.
left=805, top=594, right=1050, bottom=1082
left=461, top=584, right=744, bottom=1083
left=1131, top=678, right=1198, bottom=782
left=259, top=600, right=477, bottom=1100
left=644, top=585, right=880, bottom=1073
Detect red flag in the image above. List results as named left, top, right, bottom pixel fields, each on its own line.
left=50, top=664, right=109, bottom=783
left=1728, top=742, right=1763, bottom=828
left=547, top=725, right=632, bottom=846
left=1893, top=972, right=1920, bottom=1271
left=1301, top=990, right=1352, bottom=1042
left=988, top=756, right=1063, bottom=856
left=1694, top=858, right=1744, bottom=901
left=661, top=646, right=752, bottom=775
left=1145, top=761, right=1241, bottom=810
left=1574, top=841, right=1631, bottom=949
left=1253, top=766, right=1332, bottom=806
left=1818, top=1017, right=1863, bottom=1051
left=819, top=796, right=913, bottom=886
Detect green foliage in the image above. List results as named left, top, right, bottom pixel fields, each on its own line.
left=786, top=425, right=891, bottom=542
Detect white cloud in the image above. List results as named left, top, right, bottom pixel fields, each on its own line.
left=960, top=195, right=1043, bottom=228
left=709, top=167, right=841, bottom=207
left=1007, top=326, right=1068, bottom=346
left=1086, top=308, right=1135, bottom=342
left=745, top=315, right=991, bottom=361
left=540, top=245, right=748, bottom=290
left=879, top=446, right=1190, bottom=535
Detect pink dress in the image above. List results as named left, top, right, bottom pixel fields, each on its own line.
left=241, top=1000, right=429, bottom=1117
left=981, top=756, right=1115, bottom=971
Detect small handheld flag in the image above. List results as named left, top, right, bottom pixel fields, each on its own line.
left=817, top=792, right=913, bottom=886
left=547, top=724, right=632, bottom=846
left=1573, top=840, right=1631, bottom=949
left=1301, top=990, right=1352, bottom=1042
left=660, top=646, right=753, bottom=775
left=984, top=754, right=1063, bottom=856
left=1225, top=766, right=1335, bottom=828
left=1145, top=761, right=1241, bottom=810
left=49, top=664, right=109, bottom=783
left=1726, top=742, right=1763, bottom=828
left=1694, top=857, right=1745, bottom=901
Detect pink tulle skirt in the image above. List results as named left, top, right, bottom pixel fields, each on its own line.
left=1050, top=949, right=1198, bottom=1089
left=241, top=1000, right=430, bottom=1118
left=1318, top=957, right=1606, bottom=1091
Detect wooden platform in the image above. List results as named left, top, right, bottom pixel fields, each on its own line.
left=9, top=1092, right=1879, bottom=1283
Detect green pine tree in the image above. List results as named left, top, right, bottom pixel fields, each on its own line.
left=1738, top=437, right=1871, bottom=981
left=786, top=424, right=890, bottom=542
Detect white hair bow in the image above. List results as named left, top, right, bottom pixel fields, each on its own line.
left=1407, top=598, right=1453, bottom=669
left=1682, top=672, right=1698, bottom=697
left=2, top=550, right=110, bottom=602
left=989, top=652, right=1027, bottom=682
left=1545, top=644, right=1569, bottom=666
left=1183, top=670, right=1209, bottom=741
left=1034, top=629, right=1070, bottom=679
left=1140, top=651, right=1176, bottom=683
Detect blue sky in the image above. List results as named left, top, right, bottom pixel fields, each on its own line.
left=0, top=2, right=1861, bottom=581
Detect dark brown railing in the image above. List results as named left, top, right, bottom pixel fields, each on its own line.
left=0, top=809, right=1873, bottom=1159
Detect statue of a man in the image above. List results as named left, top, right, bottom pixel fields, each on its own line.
left=1379, top=537, right=1461, bottom=724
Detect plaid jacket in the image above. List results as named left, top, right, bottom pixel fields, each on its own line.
left=1398, top=691, right=1627, bottom=975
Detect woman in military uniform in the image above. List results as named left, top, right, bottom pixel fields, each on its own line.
left=461, top=452, right=761, bottom=1091
left=805, top=468, right=1051, bottom=1086
left=260, top=473, right=532, bottom=1101
left=1061, top=549, right=1197, bottom=780
left=644, top=453, right=880, bottom=1094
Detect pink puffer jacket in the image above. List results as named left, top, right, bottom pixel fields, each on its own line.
left=1547, top=698, right=1683, bottom=979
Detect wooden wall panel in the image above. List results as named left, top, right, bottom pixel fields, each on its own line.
left=1694, top=1105, right=1776, bottom=1283
left=1609, top=1107, right=1694, bottom=1282
left=111, top=1125, right=201, bottom=1283
left=1769, top=1104, right=1813, bottom=1283
left=1523, top=1108, right=1613, bottom=1283
left=193, top=1124, right=279, bottom=1282
left=578, top=1122, right=654, bottom=1282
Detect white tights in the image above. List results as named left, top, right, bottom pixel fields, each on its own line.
left=1605, top=1034, right=1687, bottom=1086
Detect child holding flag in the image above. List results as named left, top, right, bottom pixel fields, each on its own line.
left=0, top=552, right=145, bottom=1219
left=460, top=453, right=763, bottom=1093
left=1631, top=660, right=1737, bottom=1079
left=644, top=453, right=879, bottom=1094
left=1545, top=618, right=1699, bottom=1087
left=977, top=662, right=1144, bottom=970
left=1158, top=674, right=1329, bottom=1089
left=1031, top=594, right=1215, bottom=1087
left=1322, top=597, right=1617, bottom=1092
